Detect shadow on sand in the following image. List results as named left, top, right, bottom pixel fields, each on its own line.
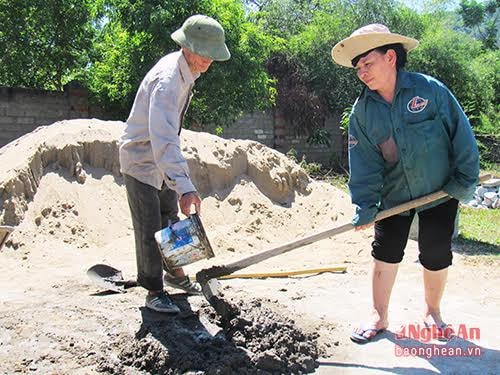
left=318, top=328, right=500, bottom=374
left=130, top=293, right=253, bottom=374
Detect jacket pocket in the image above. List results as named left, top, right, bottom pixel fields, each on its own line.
left=403, top=110, right=436, bottom=124
left=377, top=136, right=400, bottom=164
left=405, top=117, right=450, bottom=154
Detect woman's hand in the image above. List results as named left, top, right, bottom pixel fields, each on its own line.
left=354, top=222, right=374, bottom=231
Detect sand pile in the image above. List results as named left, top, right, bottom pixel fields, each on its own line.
left=1, top=119, right=352, bottom=258
left=0, top=119, right=353, bottom=374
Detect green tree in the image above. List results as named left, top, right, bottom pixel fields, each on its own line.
left=469, top=49, right=500, bottom=134
left=85, top=0, right=276, bottom=124
left=259, top=0, right=497, bottom=138
left=86, top=23, right=152, bottom=116
left=250, top=0, right=320, bottom=38
left=193, top=0, right=276, bottom=126
left=272, top=0, right=425, bottom=119
left=458, top=0, right=499, bottom=49
left=407, top=27, right=495, bottom=125
left=0, top=0, right=94, bottom=90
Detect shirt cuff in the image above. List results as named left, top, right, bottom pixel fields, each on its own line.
left=352, top=205, right=378, bottom=226
left=442, top=177, right=475, bottom=202
left=164, top=176, right=197, bottom=196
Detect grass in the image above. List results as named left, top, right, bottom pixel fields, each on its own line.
left=325, top=172, right=349, bottom=192
left=458, top=206, right=499, bottom=247
left=301, top=164, right=350, bottom=192
left=454, top=205, right=500, bottom=264
left=480, top=162, right=500, bottom=176
left=454, top=166, right=499, bottom=263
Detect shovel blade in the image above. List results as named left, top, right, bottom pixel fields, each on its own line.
left=199, top=278, right=239, bottom=321
left=201, top=278, right=222, bottom=299
left=87, top=264, right=127, bottom=293
left=0, top=225, right=14, bottom=251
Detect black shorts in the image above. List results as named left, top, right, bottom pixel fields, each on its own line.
left=371, top=198, right=459, bottom=271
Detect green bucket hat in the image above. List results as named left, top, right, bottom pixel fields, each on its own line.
left=171, top=15, right=231, bottom=61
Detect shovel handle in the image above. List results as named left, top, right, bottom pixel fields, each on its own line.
left=220, top=174, right=490, bottom=275
left=111, top=279, right=139, bottom=288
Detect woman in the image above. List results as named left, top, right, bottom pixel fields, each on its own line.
left=331, top=24, right=479, bottom=343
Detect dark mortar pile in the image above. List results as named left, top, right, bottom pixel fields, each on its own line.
left=96, top=298, right=321, bottom=374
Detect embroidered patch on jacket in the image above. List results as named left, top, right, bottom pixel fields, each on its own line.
left=348, top=134, right=358, bottom=149
left=407, top=96, right=429, bottom=113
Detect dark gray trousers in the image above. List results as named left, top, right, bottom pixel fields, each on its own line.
left=124, top=174, right=179, bottom=291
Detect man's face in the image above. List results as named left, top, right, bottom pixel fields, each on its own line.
left=354, top=49, right=395, bottom=92
left=183, top=48, right=213, bottom=74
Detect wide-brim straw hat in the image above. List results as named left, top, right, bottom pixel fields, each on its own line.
left=331, top=24, right=418, bottom=67
left=172, top=14, right=231, bottom=61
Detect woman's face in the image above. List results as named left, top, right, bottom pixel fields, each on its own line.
left=355, top=49, right=396, bottom=93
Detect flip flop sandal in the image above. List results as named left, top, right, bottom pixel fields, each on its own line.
left=350, top=328, right=385, bottom=344
left=423, top=322, right=454, bottom=342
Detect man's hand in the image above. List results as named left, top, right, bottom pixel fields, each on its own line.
left=179, top=192, right=201, bottom=217
left=354, top=222, right=374, bottom=231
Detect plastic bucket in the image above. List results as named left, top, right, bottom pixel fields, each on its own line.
left=154, top=213, right=215, bottom=268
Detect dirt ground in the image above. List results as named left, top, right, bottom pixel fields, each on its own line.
left=0, top=119, right=498, bottom=374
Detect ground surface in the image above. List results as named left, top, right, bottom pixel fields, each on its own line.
left=0, top=120, right=498, bottom=374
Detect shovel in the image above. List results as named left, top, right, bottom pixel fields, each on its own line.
left=87, top=264, right=138, bottom=293
left=196, top=175, right=490, bottom=321
left=0, top=225, right=14, bottom=251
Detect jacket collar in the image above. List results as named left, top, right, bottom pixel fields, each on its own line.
left=363, top=70, right=415, bottom=103
left=395, top=70, right=414, bottom=91
left=177, top=50, right=200, bottom=85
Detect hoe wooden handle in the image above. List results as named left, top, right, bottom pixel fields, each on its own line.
left=216, top=174, right=491, bottom=276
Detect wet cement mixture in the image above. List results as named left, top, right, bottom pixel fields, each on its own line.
left=96, top=298, right=321, bottom=374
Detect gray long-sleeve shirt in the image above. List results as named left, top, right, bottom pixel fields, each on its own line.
left=119, top=50, right=200, bottom=195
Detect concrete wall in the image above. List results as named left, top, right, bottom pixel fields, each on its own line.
left=220, top=111, right=275, bottom=148
left=0, top=83, right=103, bottom=148
left=274, top=109, right=344, bottom=166
left=0, top=84, right=345, bottom=166
left=209, top=109, right=345, bottom=166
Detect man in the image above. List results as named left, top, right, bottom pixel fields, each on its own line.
left=331, top=24, right=479, bottom=342
left=119, top=15, right=230, bottom=313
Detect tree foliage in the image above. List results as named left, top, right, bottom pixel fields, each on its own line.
left=249, top=0, right=320, bottom=38
left=86, top=0, right=276, bottom=124
left=407, top=28, right=488, bottom=120
left=0, top=0, right=94, bottom=90
left=458, top=0, right=499, bottom=49
left=258, top=0, right=497, bottom=136
left=258, top=0, right=426, bottom=135
left=0, top=0, right=497, bottom=137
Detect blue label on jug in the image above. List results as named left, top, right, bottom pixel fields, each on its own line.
left=166, top=225, right=193, bottom=250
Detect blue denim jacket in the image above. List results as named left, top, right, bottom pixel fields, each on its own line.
left=348, top=71, right=480, bottom=226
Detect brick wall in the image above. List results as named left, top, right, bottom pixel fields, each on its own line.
left=274, top=108, right=344, bottom=166
left=206, top=109, right=345, bottom=167
left=0, top=82, right=103, bottom=148
left=216, top=111, right=275, bottom=148
left=0, top=84, right=345, bottom=167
